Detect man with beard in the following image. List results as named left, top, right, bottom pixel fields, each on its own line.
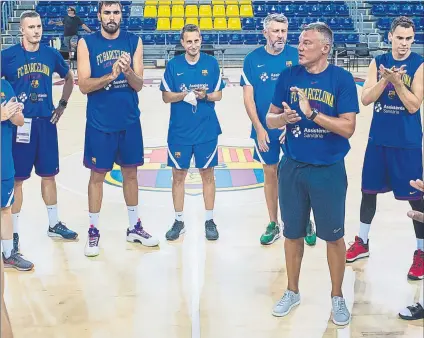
left=1, top=10, right=77, bottom=266
left=346, top=16, right=424, bottom=281
left=77, top=1, right=159, bottom=257
left=241, top=13, right=316, bottom=246
left=160, top=24, right=225, bottom=241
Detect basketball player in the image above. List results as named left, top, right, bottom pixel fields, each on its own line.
left=346, top=17, right=424, bottom=281
left=1, top=79, right=34, bottom=271
left=241, top=13, right=316, bottom=246
left=77, top=1, right=159, bottom=257
left=398, top=178, right=424, bottom=320
left=160, top=24, right=225, bottom=241
left=267, top=22, right=359, bottom=325
left=1, top=11, right=78, bottom=258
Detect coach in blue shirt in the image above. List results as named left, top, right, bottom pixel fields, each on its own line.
left=160, top=24, right=225, bottom=241
left=266, top=22, right=359, bottom=325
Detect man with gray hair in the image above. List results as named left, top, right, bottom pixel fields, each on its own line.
left=241, top=13, right=316, bottom=246
left=266, top=22, right=359, bottom=325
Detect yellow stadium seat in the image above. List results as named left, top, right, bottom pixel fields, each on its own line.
left=157, top=17, right=170, bottom=30
left=158, top=5, right=171, bottom=17
left=158, top=0, right=171, bottom=4
left=226, top=4, right=239, bottom=16
left=239, top=4, right=253, bottom=17
left=171, top=5, right=184, bottom=17
left=213, top=5, right=226, bottom=17
left=227, top=17, right=241, bottom=30
left=199, top=5, right=212, bottom=17
left=171, top=17, right=184, bottom=30
left=185, top=17, right=199, bottom=26
left=239, top=0, right=252, bottom=3
left=172, top=0, right=184, bottom=4
left=143, top=5, right=157, bottom=17
left=145, top=0, right=158, bottom=5
left=225, top=0, right=238, bottom=4
left=199, top=17, right=213, bottom=30
left=212, top=0, right=225, bottom=4
left=185, top=5, right=198, bottom=17
left=214, top=17, right=227, bottom=30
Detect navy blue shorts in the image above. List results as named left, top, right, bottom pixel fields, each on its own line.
left=362, top=143, right=423, bottom=200
left=278, top=156, right=347, bottom=242
left=1, top=177, right=14, bottom=208
left=167, top=139, right=218, bottom=170
left=84, top=121, right=144, bottom=173
left=253, top=139, right=282, bottom=166
left=12, top=117, right=59, bottom=180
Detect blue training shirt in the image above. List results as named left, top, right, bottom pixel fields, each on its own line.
left=84, top=31, right=141, bottom=132
left=1, top=79, right=16, bottom=181
left=160, top=52, right=225, bottom=145
left=369, top=52, right=423, bottom=149
left=240, top=45, right=298, bottom=141
left=1, top=43, right=69, bottom=118
left=272, top=64, right=360, bottom=165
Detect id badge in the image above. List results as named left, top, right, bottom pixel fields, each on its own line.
left=16, top=118, right=32, bottom=143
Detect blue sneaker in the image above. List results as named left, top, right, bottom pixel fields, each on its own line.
left=332, top=296, right=351, bottom=326
left=47, top=222, right=78, bottom=240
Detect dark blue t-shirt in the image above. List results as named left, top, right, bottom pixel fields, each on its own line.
left=160, top=52, right=226, bottom=145
left=1, top=43, right=69, bottom=118
left=272, top=64, right=360, bottom=165
left=240, top=45, right=298, bottom=141
left=369, top=52, right=423, bottom=148
left=1, top=79, right=16, bottom=180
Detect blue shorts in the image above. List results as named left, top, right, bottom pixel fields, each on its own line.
left=84, top=121, right=144, bottom=173
left=167, top=139, right=218, bottom=169
left=1, top=178, right=14, bottom=208
left=278, top=156, right=347, bottom=242
left=362, top=143, right=423, bottom=200
left=12, top=117, right=59, bottom=180
left=253, top=138, right=282, bottom=165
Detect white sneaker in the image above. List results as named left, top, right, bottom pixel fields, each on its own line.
left=126, top=221, right=159, bottom=247
left=84, top=226, right=100, bottom=257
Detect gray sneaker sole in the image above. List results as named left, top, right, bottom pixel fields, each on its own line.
left=261, top=233, right=281, bottom=245
left=272, top=299, right=300, bottom=317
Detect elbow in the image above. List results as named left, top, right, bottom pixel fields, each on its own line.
left=407, top=106, right=419, bottom=114
left=344, top=126, right=356, bottom=139
left=162, top=93, right=170, bottom=103
left=79, top=82, right=88, bottom=95
left=361, top=97, right=372, bottom=106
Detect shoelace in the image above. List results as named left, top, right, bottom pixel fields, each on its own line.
left=333, top=298, right=346, bottom=314
left=134, top=225, right=151, bottom=238
left=55, top=222, right=69, bottom=232
left=205, top=221, right=216, bottom=231
left=412, top=252, right=423, bottom=267
left=172, top=221, right=183, bottom=231
left=277, top=292, right=293, bottom=306
left=347, top=239, right=362, bottom=252
left=266, top=223, right=275, bottom=234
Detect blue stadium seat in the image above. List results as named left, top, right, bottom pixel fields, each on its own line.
left=345, top=33, right=359, bottom=44
left=377, top=18, right=390, bottom=31
left=241, top=18, right=255, bottom=30
left=310, top=4, right=321, bottom=16
left=400, top=4, right=413, bottom=16
left=36, top=5, right=47, bottom=16
left=167, top=34, right=180, bottom=45
left=121, top=18, right=129, bottom=29
left=229, top=33, right=244, bottom=45
left=295, top=4, right=310, bottom=16
left=244, top=34, right=258, bottom=45
left=287, top=33, right=299, bottom=44
left=253, top=5, right=266, bottom=17
left=415, top=34, right=424, bottom=44
left=254, top=18, right=264, bottom=30
left=217, top=33, right=229, bottom=44
left=266, top=5, right=281, bottom=15
left=327, top=17, right=340, bottom=30
left=75, top=5, right=89, bottom=18
left=414, top=18, right=424, bottom=30
left=88, top=5, right=98, bottom=18
left=129, top=17, right=143, bottom=30
left=142, top=18, right=157, bottom=31
left=280, top=4, right=294, bottom=15
left=142, top=34, right=155, bottom=45
left=258, top=34, right=266, bottom=44
left=122, top=5, right=131, bottom=17
left=156, top=34, right=166, bottom=45
left=202, top=33, right=216, bottom=44
left=322, top=4, right=336, bottom=16
left=371, top=4, right=385, bottom=16
left=387, top=3, right=399, bottom=16
left=335, top=4, right=349, bottom=16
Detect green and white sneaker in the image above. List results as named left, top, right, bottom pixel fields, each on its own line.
left=305, top=220, right=316, bottom=246
left=260, top=222, right=280, bottom=245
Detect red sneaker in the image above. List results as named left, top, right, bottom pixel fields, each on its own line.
left=346, top=236, right=370, bottom=263
left=408, top=249, right=424, bottom=280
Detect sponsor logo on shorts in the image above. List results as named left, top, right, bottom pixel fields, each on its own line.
left=104, top=146, right=264, bottom=196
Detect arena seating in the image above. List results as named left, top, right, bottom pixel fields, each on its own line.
left=35, top=0, right=360, bottom=46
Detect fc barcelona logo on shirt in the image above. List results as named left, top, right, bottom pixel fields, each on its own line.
left=175, top=152, right=181, bottom=158
left=286, top=61, right=293, bottom=67
left=31, top=79, right=39, bottom=88
left=202, top=69, right=208, bottom=76
left=388, top=90, right=396, bottom=99
left=0, top=92, right=5, bottom=99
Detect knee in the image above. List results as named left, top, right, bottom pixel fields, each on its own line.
left=121, top=168, right=138, bottom=182
left=89, top=171, right=106, bottom=184
left=41, top=176, right=55, bottom=183
left=263, top=164, right=278, bottom=182
left=199, top=169, right=215, bottom=184
left=173, top=170, right=187, bottom=186
left=14, top=180, right=23, bottom=189
left=327, top=237, right=345, bottom=247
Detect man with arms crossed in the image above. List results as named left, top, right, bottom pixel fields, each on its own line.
left=160, top=24, right=225, bottom=241
left=267, top=22, right=359, bottom=325
left=78, top=1, right=159, bottom=257
left=241, top=13, right=316, bottom=246
left=346, top=17, right=424, bottom=281
left=1, top=11, right=77, bottom=262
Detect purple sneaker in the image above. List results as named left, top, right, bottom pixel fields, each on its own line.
left=127, top=220, right=159, bottom=247
left=84, top=226, right=100, bottom=257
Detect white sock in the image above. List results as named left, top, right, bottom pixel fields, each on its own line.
left=175, top=211, right=184, bottom=222
left=46, top=204, right=59, bottom=227
left=127, top=206, right=139, bottom=229
left=12, top=213, right=19, bottom=234
left=89, top=212, right=99, bottom=229
left=417, top=238, right=424, bottom=251
left=359, top=222, right=371, bottom=244
left=2, top=239, right=13, bottom=258
left=206, top=210, right=213, bottom=221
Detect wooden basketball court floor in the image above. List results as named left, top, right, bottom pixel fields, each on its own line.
left=3, top=68, right=423, bottom=338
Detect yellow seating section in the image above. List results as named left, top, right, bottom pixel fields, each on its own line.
left=148, top=1, right=252, bottom=30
